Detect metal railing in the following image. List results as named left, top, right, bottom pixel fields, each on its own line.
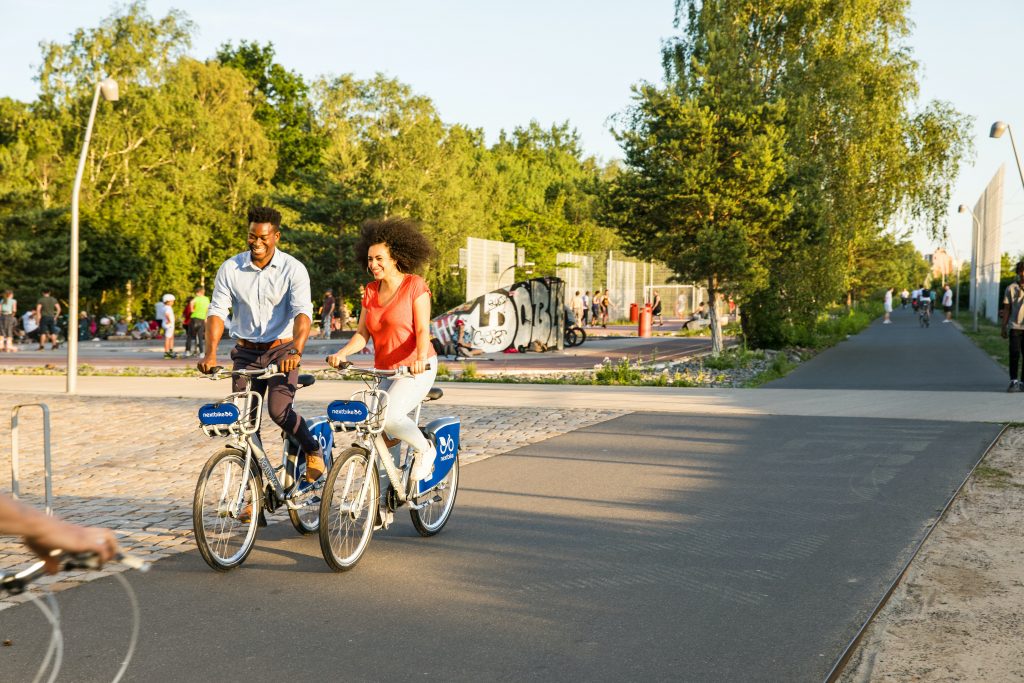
left=10, top=403, right=53, bottom=515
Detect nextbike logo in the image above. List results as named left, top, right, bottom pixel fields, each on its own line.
left=437, top=434, right=456, bottom=460
left=205, top=411, right=234, bottom=418
left=333, top=407, right=362, bottom=415
left=199, top=403, right=240, bottom=425
left=327, top=400, right=369, bottom=422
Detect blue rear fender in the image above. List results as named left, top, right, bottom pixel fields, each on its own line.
left=286, top=416, right=334, bottom=485
left=420, top=417, right=459, bottom=489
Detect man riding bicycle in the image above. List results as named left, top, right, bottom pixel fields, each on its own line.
left=197, top=207, right=325, bottom=491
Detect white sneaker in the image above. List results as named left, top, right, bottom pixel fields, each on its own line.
left=412, top=445, right=436, bottom=481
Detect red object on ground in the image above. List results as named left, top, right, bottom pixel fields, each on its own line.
left=629, top=303, right=639, bottom=323
left=638, top=304, right=653, bottom=337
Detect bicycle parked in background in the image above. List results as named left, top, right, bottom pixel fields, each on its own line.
left=192, top=364, right=332, bottom=571
left=318, top=362, right=460, bottom=571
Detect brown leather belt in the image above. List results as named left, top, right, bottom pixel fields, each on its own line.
left=236, top=337, right=292, bottom=351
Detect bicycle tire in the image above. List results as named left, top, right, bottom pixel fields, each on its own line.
left=410, top=453, right=460, bottom=537
left=192, top=448, right=261, bottom=571
left=564, top=327, right=579, bottom=347
left=319, top=447, right=377, bottom=571
left=572, top=325, right=586, bottom=346
left=288, top=499, right=320, bottom=534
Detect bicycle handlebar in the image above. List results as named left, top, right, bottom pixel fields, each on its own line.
left=201, top=364, right=283, bottom=381
left=1, top=551, right=150, bottom=596
left=324, top=361, right=430, bottom=378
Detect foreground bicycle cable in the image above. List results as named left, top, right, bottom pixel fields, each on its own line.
left=0, top=551, right=150, bottom=683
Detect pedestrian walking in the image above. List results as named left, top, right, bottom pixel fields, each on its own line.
left=942, top=284, right=953, bottom=323
left=591, top=289, right=601, bottom=327
left=883, top=287, right=893, bottom=324
left=161, top=294, right=177, bottom=358
left=35, top=288, right=61, bottom=350
left=571, top=290, right=584, bottom=328
left=198, top=206, right=325, bottom=492
left=651, top=290, right=663, bottom=326
left=189, top=286, right=209, bottom=357
left=582, top=291, right=591, bottom=326
left=320, top=289, right=335, bottom=338
left=900, top=288, right=910, bottom=309
left=182, top=296, right=195, bottom=355
left=600, top=289, right=611, bottom=327
left=1001, top=261, right=1024, bottom=392
left=0, top=290, right=17, bottom=352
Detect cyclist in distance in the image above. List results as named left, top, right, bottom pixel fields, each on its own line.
left=0, top=493, right=118, bottom=572
left=326, top=217, right=439, bottom=485
left=197, top=206, right=326, bottom=483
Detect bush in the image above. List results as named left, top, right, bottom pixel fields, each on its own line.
left=594, top=358, right=643, bottom=384
left=461, top=362, right=477, bottom=379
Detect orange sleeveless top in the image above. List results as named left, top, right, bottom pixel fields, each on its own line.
left=362, top=274, right=431, bottom=369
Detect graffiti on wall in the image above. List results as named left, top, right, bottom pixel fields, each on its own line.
left=431, top=277, right=565, bottom=354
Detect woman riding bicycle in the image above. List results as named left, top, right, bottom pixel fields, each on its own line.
left=326, top=217, right=438, bottom=485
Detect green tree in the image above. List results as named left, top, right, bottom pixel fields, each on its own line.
left=610, top=3, right=793, bottom=353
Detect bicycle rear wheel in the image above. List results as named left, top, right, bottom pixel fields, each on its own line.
left=319, top=447, right=377, bottom=571
left=410, top=453, right=460, bottom=537
left=192, top=448, right=261, bottom=571
left=564, top=327, right=579, bottom=347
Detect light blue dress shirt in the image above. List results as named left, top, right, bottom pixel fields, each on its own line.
left=207, top=249, right=314, bottom=342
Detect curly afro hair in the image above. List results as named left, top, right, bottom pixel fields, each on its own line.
left=247, top=206, right=282, bottom=229
left=355, top=217, right=435, bottom=274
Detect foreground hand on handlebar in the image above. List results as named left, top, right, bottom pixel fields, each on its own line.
left=23, top=516, right=119, bottom=574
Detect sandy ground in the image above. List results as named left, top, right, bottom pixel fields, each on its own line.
left=840, top=425, right=1024, bottom=682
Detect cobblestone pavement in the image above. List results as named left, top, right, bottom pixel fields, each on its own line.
left=0, top=393, right=627, bottom=609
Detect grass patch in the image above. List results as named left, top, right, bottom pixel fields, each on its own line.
left=594, top=358, right=644, bottom=384
left=435, top=362, right=450, bottom=378
left=745, top=354, right=798, bottom=387
left=703, top=346, right=763, bottom=370
left=955, top=309, right=1007, bottom=369
left=973, top=465, right=1023, bottom=488
left=0, top=364, right=201, bottom=378
left=460, top=362, right=478, bottom=379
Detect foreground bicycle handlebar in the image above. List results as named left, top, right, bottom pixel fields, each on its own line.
left=201, top=364, right=284, bottom=381
left=0, top=551, right=150, bottom=596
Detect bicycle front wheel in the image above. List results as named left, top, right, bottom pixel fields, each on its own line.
left=192, top=448, right=261, bottom=571
left=319, top=447, right=377, bottom=571
left=411, top=453, right=460, bottom=537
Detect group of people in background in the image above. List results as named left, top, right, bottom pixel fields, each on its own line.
left=0, top=288, right=63, bottom=352
left=570, top=289, right=611, bottom=328
left=883, top=283, right=954, bottom=325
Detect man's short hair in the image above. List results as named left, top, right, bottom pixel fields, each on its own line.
left=1016, top=261, right=1024, bottom=275
left=247, top=206, right=282, bottom=229
left=41, top=289, right=51, bottom=294
left=194, top=286, right=205, bottom=294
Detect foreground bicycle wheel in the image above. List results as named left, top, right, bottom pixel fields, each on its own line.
left=319, top=447, right=377, bottom=571
left=193, top=448, right=261, bottom=571
left=289, top=500, right=320, bottom=534
left=411, top=454, right=460, bottom=537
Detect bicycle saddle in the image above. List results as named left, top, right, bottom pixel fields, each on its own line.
left=425, top=387, right=444, bottom=401
left=297, top=374, right=316, bottom=388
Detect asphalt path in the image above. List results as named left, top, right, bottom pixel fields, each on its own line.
left=767, top=307, right=1007, bottom=391
left=0, top=411, right=1001, bottom=681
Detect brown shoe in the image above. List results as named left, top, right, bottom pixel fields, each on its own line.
left=304, top=451, right=325, bottom=483
left=237, top=503, right=253, bottom=524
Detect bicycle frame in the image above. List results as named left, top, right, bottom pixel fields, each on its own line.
left=198, top=367, right=320, bottom=518
left=328, top=368, right=437, bottom=512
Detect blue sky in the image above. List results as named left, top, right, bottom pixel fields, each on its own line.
left=2, top=0, right=1022, bottom=262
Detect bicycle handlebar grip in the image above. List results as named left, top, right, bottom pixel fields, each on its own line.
left=205, top=366, right=224, bottom=375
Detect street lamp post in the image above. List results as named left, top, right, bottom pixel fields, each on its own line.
left=959, top=204, right=982, bottom=332
left=990, top=121, right=1024, bottom=191
left=67, top=77, right=118, bottom=394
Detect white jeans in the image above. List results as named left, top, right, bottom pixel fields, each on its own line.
left=380, top=358, right=437, bottom=453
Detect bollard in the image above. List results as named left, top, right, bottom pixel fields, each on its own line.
left=638, top=304, right=653, bottom=337
left=11, top=403, right=54, bottom=515
left=629, top=303, right=639, bottom=323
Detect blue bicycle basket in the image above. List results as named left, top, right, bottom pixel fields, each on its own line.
left=327, top=400, right=370, bottom=423
left=198, top=403, right=240, bottom=425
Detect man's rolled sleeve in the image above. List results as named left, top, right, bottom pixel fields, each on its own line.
left=289, top=262, right=314, bottom=322
left=206, top=262, right=233, bottom=322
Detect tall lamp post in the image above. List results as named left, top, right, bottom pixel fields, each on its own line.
left=959, top=204, right=982, bottom=332
left=67, top=77, right=118, bottom=394
left=990, top=121, right=1024, bottom=190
